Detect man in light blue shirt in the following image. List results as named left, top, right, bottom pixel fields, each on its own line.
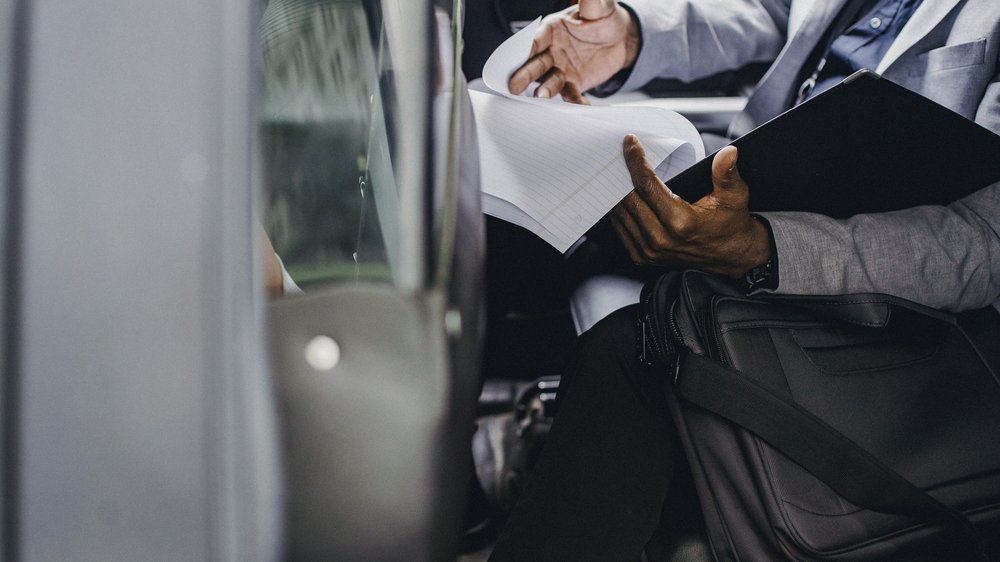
left=508, top=0, right=1000, bottom=313
left=487, top=1, right=1000, bottom=559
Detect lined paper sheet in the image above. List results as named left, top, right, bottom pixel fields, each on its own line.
left=474, top=20, right=704, bottom=252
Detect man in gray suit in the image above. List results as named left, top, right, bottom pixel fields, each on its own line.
left=485, top=2, right=1000, bottom=560
left=510, top=0, right=1000, bottom=312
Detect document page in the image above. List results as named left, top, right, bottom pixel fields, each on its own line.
left=473, top=19, right=704, bottom=252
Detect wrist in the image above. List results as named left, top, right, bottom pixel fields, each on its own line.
left=587, top=3, right=640, bottom=97
left=740, top=215, right=779, bottom=292
left=620, top=4, right=641, bottom=69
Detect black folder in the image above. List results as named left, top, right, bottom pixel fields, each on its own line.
left=668, top=69, right=1000, bottom=217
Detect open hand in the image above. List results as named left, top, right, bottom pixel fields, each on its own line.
left=508, top=0, right=639, bottom=99
left=611, top=135, right=771, bottom=278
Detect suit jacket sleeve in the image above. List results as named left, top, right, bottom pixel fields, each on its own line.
left=759, top=60, right=1000, bottom=312
left=762, top=184, right=1000, bottom=312
left=618, top=0, right=791, bottom=90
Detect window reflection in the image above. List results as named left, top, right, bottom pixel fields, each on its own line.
left=260, top=0, right=400, bottom=289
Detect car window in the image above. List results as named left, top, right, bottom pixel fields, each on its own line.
left=0, top=3, right=11, bottom=511
left=1, top=0, right=14, bottom=225
left=259, top=0, right=405, bottom=289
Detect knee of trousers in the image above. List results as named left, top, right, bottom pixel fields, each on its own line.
left=562, top=304, right=656, bottom=394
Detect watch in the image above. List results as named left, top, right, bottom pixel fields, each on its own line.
left=742, top=257, right=777, bottom=293
left=741, top=215, right=779, bottom=293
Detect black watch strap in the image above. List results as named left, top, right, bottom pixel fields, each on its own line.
left=742, top=215, right=779, bottom=293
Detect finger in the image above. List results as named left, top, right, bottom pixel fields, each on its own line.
left=622, top=134, right=682, bottom=218
left=509, top=50, right=556, bottom=95
left=611, top=217, right=645, bottom=264
left=616, top=191, right=669, bottom=262
left=560, top=81, right=591, bottom=105
left=610, top=207, right=647, bottom=264
left=535, top=68, right=566, bottom=99
left=708, top=145, right=750, bottom=208
left=578, top=0, right=616, bottom=20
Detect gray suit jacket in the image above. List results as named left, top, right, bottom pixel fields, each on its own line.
left=621, top=0, right=1000, bottom=311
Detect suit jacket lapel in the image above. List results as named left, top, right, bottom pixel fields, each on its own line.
left=875, top=0, right=963, bottom=73
left=789, top=0, right=820, bottom=38
left=732, top=0, right=846, bottom=136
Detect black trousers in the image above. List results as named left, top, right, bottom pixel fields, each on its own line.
left=488, top=305, right=695, bottom=562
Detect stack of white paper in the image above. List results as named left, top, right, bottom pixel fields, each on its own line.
left=472, top=19, right=705, bottom=252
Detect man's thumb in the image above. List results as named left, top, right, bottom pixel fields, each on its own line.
left=710, top=146, right=749, bottom=202
left=578, top=0, right=616, bottom=21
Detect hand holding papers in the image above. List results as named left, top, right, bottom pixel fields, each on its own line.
left=472, top=20, right=704, bottom=252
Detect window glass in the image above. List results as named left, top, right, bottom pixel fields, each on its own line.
left=1, top=0, right=13, bottom=220
left=260, top=0, right=403, bottom=288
